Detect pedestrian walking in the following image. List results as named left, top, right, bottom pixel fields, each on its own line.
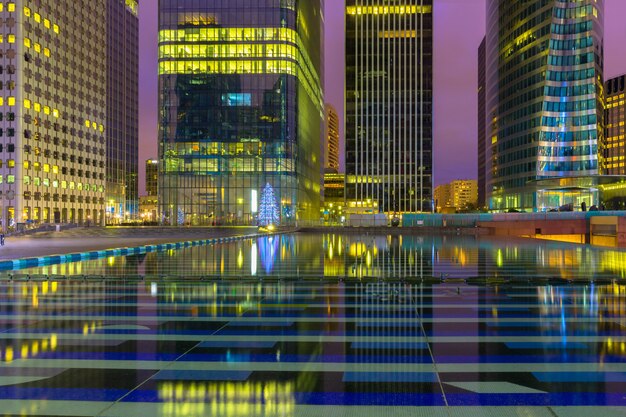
left=0, top=234, right=5, bottom=246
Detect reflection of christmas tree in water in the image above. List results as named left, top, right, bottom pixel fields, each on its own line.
left=258, top=183, right=280, bottom=226
left=177, top=208, right=185, bottom=226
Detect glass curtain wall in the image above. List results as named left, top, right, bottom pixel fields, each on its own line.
left=486, top=0, right=604, bottom=212
left=158, top=0, right=323, bottom=226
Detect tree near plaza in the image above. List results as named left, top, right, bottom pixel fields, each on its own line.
left=258, top=183, right=280, bottom=226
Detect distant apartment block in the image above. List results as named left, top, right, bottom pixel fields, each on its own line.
left=435, top=180, right=478, bottom=212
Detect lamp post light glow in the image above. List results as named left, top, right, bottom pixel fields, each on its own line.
left=251, top=190, right=258, bottom=214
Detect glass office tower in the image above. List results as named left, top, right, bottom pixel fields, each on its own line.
left=106, top=0, right=139, bottom=223
left=158, top=0, right=324, bottom=226
left=485, top=0, right=604, bottom=211
left=345, top=1, right=433, bottom=214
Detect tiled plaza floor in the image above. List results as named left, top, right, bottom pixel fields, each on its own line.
left=0, top=233, right=624, bottom=416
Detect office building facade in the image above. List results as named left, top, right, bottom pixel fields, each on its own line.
left=605, top=74, right=626, bottom=175
left=106, top=0, right=139, bottom=224
left=145, top=158, right=158, bottom=196
left=477, top=36, right=486, bottom=209
left=346, top=1, right=433, bottom=213
left=158, top=0, right=324, bottom=226
left=325, top=103, right=339, bottom=171
left=485, top=0, right=605, bottom=211
left=0, top=0, right=110, bottom=231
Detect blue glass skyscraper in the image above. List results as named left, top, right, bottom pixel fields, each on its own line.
left=484, top=0, right=604, bottom=211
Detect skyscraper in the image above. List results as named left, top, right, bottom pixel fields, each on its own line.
left=158, top=1, right=324, bottom=226
left=605, top=74, right=625, bottom=175
left=325, top=103, right=340, bottom=172
left=345, top=1, right=433, bottom=214
left=477, top=36, right=486, bottom=209
left=485, top=0, right=604, bottom=211
left=145, top=159, right=158, bottom=197
left=0, top=1, right=109, bottom=230
left=106, top=0, right=139, bottom=223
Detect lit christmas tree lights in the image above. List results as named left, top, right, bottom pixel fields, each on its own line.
left=258, top=183, right=280, bottom=226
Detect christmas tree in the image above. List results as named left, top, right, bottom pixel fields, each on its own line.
left=177, top=208, right=185, bottom=226
left=258, top=183, right=280, bottom=226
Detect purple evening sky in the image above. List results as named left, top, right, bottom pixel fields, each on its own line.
left=137, top=0, right=626, bottom=194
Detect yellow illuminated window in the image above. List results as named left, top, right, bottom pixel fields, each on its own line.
left=23, top=161, right=30, bottom=169
left=92, top=121, right=97, bottom=129
left=69, top=182, right=75, bottom=190
left=44, top=48, right=50, bottom=57
left=34, top=43, right=41, bottom=53
left=99, top=124, right=104, bottom=132
left=0, top=4, right=3, bottom=12
left=52, top=108, right=59, bottom=118
left=53, top=24, right=59, bottom=34
left=34, top=13, right=40, bottom=23
left=34, top=102, right=41, bottom=112
left=52, top=165, right=58, bottom=174
left=24, top=99, right=31, bottom=109
left=0, top=97, right=4, bottom=106
left=44, top=19, right=50, bottom=29
left=8, top=159, right=15, bottom=168
left=24, top=37, right=31, bottom=48
left=7, top=97, right=15, bottom=106
left=85, top=120, right=90, bottom=128
left=43, top=164, right=50, bottom=173
left=23, top=6, right=31, bottom=17
left=7, top=34, right=15, bottom=43
left=61, top=181, right=67, bottom=189
left=0, top=35, right=3, bottom=44
left=43, top=105, right=50, bottom=115
left=7, top=3, right=15, bottom=12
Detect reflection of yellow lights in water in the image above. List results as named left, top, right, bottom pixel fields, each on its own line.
left=32, top=286, right=39, bottom=308
left=4, top=346, right=13, bottom=362
left=600, top=251, right=626, bottom=277
left=107, top=256, right=115, bottom=266
left=158, top=381, right=294, bottom=417
left=21, top=345, right=29, bottom=359
left=496, top=249, right=503, bottom=267
left=349, top=242, right=367, bottom=257
left=42, top=281, right=49, bottom=295
left=237, top=249, right=244, bottom=269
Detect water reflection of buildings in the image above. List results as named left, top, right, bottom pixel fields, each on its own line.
left=158, top=381, right=295, bottom=417
left=536, top=283, right=626, bottom=365
left=17, top=234, right=626, bottom=282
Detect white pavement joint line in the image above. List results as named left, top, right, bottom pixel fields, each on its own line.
left=414, top=283, right=449, bottom=407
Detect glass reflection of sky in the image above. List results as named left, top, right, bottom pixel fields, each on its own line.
left=15, top=233, right=626, bottom=282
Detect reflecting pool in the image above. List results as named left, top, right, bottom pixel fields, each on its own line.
left=1, top=233, right=626, bottom=416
